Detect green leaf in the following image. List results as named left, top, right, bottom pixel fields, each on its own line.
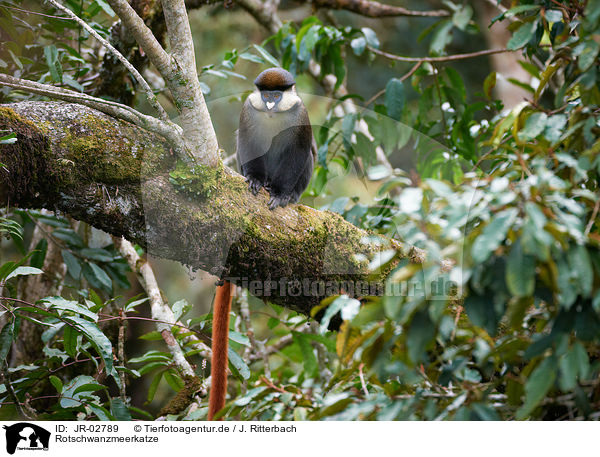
left=519, top=112, right=548, bottom=140
left=5, top=266, right=43, bottom=281
left=559, top=342, right=590, bottom=391
left=483, top=71, right=496, bottom=99
left=0, top=323, right=13, bottom=361
left=516, top=357, right=557, bottom=419
left=79, top=248, right=113, bottom=262
left=147, top=370, right=163, bottom=403
left=350, top=37, right=366, bottom=56
left=62, top=250, right=81, bottom=280
left=49, top=375, right=63, bottom=394
left=252, top=44, right=280, bottom=67
left=124, top=296, right=148, bottom=313
left=172, top=299, right=191, bottom=321
left=94, top=0, right=115, bottom=16
left=110, top=397, right=132, bottom=420
left=239, top=52, right=264, bottom=64
left=228, top=347, right=250, bottom=380
left=63, top=316, right=113, bottom=372
left=60, top=375, right=99, bottom=408
left=228, top=330, right=250, bottom=347
left=53, top=228, right=83, bottom=247
left=578, top=39, right=600, bottom=72
left=464, top=293, right=500, bottom=336
left=44, top=45, right=62, bottom=82
left=471, top=208, right=518, bottom=263
left=543, top=114, right=567, bottom=143
left=0, top=132, right=17, bottom=144
left=506, top=239, right=535, bottom=297
left=84, top=262, right=113, bottom=293
left=491, top=4, right=540, bottom=25
left=430, top=21, right=453, bottom=55
left=452, top=4, right=473, bottom=30
left=292, top=331, right=318, bottom=377
left=30, top=238, right=48, bottom=269
left=568, top=245, right=593, bottom=297
left=63, top=325, right=78, bottom=358
left=545, top=9, right=563, bottom=24
left=361, top=28, right=380, bottom=49
left=385, top=78, right=405, bottom=121
left=406, top=310, right=435, bottom=363
left=507, top=20, right=537, bottom=50
left=41, top=296, right=98, bottom=322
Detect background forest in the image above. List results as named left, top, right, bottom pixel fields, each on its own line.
left=0, top=0, right=599, bottom=421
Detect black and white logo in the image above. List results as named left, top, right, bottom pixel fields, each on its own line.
left=3, top=423, right=50, bottom=455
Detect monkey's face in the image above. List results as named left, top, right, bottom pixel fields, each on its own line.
left=260, top=90, right=283, bottom=111
left=248, top=86, right=301, bottom=116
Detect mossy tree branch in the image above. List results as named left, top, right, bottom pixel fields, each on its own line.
left=0, top=101, right=408, bottom=318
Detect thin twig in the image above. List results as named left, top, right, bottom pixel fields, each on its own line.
left=358, top=363, right=369, bottom=397
left=45, top=0, right=169, bottom=121
left=238, top=288, right=271, bottom=377
left=584, top=198, right=600, bottom=236
left=369, top=46, right=519, bottom=63
left=307, top=0, right=449, bottom=18
left=117, top=309, right=127, bottom=401
left=114, top=237, right=195, bottom=378
left=4, top=4, right=71, bottom=19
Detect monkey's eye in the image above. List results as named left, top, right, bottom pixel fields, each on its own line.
left=274, top=93, right=281, bottom=101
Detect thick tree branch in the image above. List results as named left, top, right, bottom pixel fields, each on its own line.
left=305, top=0, right=449, bottom=17
left=0, top=74, right=187, bottom=156
left=0, top=102, right=407, bottom=318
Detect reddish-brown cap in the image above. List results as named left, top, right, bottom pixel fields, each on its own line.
left=254, top=68, right=295, bottom=91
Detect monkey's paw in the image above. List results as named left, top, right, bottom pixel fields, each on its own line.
left=246, top=177, right=263, bottom=196
left=268, top=194, right=292, bottom=210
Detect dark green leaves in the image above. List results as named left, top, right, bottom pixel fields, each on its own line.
left=385, top=78, right=405, bottom=121
left=507, top=20, right=538, bottom=50
left=471, top=209, right=518, bottom=263
left=44, top=45, right=62, bottom=83
left=516, top=357, right=557, bottom=419
left=506, top=239, right=536, bottom=297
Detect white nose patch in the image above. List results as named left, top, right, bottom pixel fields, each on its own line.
left=266, top=101, right=275, bottom=110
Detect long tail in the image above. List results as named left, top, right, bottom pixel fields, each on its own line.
left=207, top=280, right=233, bottom=420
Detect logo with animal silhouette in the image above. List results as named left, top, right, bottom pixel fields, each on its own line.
left=3, top=423, right=50, bottom=455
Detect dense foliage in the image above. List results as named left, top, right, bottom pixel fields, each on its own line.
left=1, top=0, right=599, bottom=420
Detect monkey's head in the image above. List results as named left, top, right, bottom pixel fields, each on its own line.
left=250, top=68, right=301, bottom=113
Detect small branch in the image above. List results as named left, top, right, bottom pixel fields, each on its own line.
left=363, top=61, right=422, bottom=107
left=236, top=0, right=282, bottom=33
left=114, top=237, right=196, bottom=378
left=358, top=362, right=369, bottom=397
left=117, top=309, right=127, bottom=401
left=369, top=46, right=519, bottom=63
left=307, top=0, right=449, bottom=17
left=238, top=288, right=271, bottom=377
left=1, top=361, right=32, bottom=419
left=0, top=74, right=187, bottom=155
left=259, top=375, right=289, bottom=394
left=584, top=198, right=600, bottom=236
left=45, top=0, right=169, bottom=122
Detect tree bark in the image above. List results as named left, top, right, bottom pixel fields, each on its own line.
left=0, top=101, right=407, bottom=317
